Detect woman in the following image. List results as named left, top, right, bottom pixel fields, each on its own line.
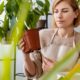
left=19, top=0, right=80, bottom=79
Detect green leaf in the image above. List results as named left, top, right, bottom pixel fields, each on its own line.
left=0, top=27, right=5, bottom=38
left=58, top=76, right=64, bottom=80
left=3, top=15, right=9, bottom=32
left=36, top=0, right=44, bottom=7
left=0, top=1, right=4, bottom=14
left=33, top=8, right=43, bottom=15
left=9, top=0, right=31, bottom=43
left=43, top=0, right=50, bottom=15
left=5, top=0, right=19, bottom=19
left=15, top=0, right=22, bottom=6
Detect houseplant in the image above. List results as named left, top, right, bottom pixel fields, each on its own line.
left=0, top=0, right=50, bottom=42
left=0, top=1, right=8, bottom=42
left=0, top=0, right=50, bottom=53
left=0, top=0, right=19, bottom=43
left=25, top=0, right=50, bottom=29
left=0, top=1, right=31, bottom=80
left=23, top=0, right=50, bottom=53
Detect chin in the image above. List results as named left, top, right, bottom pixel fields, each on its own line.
left=57, top=26, right=64, bottom=28
left=57, top=24, right=65, bottom=28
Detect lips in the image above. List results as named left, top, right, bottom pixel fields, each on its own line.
left=57, top=20, right=64, bottom=22
left=57, top=21, right=64, bottom=24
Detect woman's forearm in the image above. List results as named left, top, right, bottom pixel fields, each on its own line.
left=24, top=53, right=36, bottom=76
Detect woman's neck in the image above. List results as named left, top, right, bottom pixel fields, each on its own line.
left=57, top=27, right=74, bottom=38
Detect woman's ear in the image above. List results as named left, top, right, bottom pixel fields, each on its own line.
left=74, top=10, right=79, bottom=18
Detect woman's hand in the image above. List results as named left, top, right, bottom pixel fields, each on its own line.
left=18, top=38, right=26, bottom=53
left=42, top=56, right=55, bottom=72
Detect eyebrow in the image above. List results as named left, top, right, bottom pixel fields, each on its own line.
left=62, top=8, right=69, bottom=10
left=54, top=8, right=69, bottom=10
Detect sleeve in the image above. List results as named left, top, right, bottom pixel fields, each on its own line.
left=23, top=50, right=43, bottom=79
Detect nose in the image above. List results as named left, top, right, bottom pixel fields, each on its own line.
left=57, top=12, right=63, bottom=19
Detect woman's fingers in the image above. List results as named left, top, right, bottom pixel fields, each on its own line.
left=43, top=57, right=54, bottom=65
left=18, top=38, right=24, bottom=45
left=42, top=56, right=55, bottom=72
left=19, top=41, right=24, bottom=48
left=18, top=38, right=25, bottom=49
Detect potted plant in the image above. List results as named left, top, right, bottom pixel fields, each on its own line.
left=23, top=0, right=50, bottom=53
left=0, top=0, right=20, bottom=43
left=0, top=1, right=31, bottom=80
left=25, top=0, right=50, bottom=29
left=0, top=0, right=50, bottom=52
left=0, top=1, right=8, bottom=42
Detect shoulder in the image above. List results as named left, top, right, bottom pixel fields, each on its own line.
left=39, top=28, right=57, bottom=47
left=39, top=28, right=57, bottom=38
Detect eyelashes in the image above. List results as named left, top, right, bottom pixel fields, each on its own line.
left=54, top=10, right=69, bottom=13
left=53, top=8, right=69, bottom=13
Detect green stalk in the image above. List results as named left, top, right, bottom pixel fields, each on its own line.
left=0, top=0, right=31, bottom=80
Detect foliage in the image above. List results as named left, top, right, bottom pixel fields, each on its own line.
left=0, top=0, right=31, bottom=80
left=0, top=0, right=50, bottom=41
left=0, top=1, right=4, bottom=14
left=26, top=0, right=50, bottom=29
left=5, top=0, right=19, bottom=19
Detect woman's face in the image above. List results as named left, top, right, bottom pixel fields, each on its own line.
left=53, top=1, right=77, bottom=28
